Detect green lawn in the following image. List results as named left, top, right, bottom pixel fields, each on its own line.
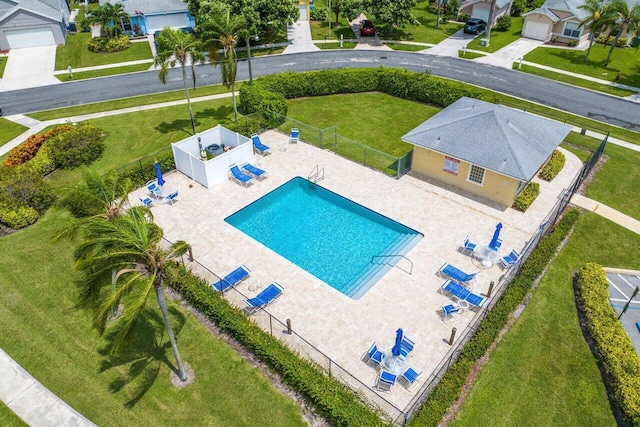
left=379, top=1, right=463, bottom=43
left=458, top=50, right=486, bottom=59
left=523, top=45, right=640, bottom=88
left=513, top=64, right=637, bottom=97
left=55, top=33, right=153, bottom=70
left=0, top=120, right=28, bottom=147
left=316, top=42, right=357, bottom=49
left=48, top=97, right=237, bottom=186
left=286, top=92, right=440, bottom=156
left=28, top=83, right=237, bottom=120
left=309, top=18, right=356, bottom=41
left=0, top=209, right=306, bottom=427
left=0, top=56, right=7, bottom=78
left=472, top=17, right=524, bottom=53
left=55, top=62, right=152, bottom=82
left=388, top=43, right=430, bottom=51
left=452, top=212, right=639, bottom=426
left=0, top=403, right=26, bottom=427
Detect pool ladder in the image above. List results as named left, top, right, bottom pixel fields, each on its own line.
left=308, top=165, right=324, bottom=183
left=371, top=254, right=413, bottom=275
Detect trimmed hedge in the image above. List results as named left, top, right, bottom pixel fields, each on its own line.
left=576, top=263, right=640, bottom=426
left=408, top=209, right=580, bottom=426
left=87, top=35, right=131, bottom=53
left=0, top=204, right=39, bottom=229
left=164, top=266, right=388, bottom=427
left=239, top=68, right=481, bottom=117
left=512, top=182, right=540, bottom=212
left=114, top=151, right=175, bottom=188
left=538, top=150, right=565, bottom=182
left=50, top=124, right=106, bottom=169
left=596, top=34, right=629, bottom=47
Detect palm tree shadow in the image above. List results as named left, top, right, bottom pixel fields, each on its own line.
left=98, top=307, right=187, bottom=408
left=155, top=119, right=197, bottom=136
left=194, top=105, right=235, bottom=121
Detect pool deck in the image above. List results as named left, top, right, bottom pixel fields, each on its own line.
left=132, top=131, right=583, bottom=415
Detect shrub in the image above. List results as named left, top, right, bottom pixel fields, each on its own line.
left=2, top=125, right=73, bottom=168
left=310, top=7, right=328, bottom=21
left=0, top=165, right=55, bottom=213
left=596, top=34, right=628, bottom=47
left=512, top=182, right=540, bottom=212
left=409, top=209, right=579, bottom=426
left=87, top=35, right=131, bottom=53
left=27, top=140, right=57, bottom=176
left=567, top=40, right=577, bottom=47
left=496, top=15, right=512, bottom=31
left=458, top=13, right=470, bottom=22
left=114, top=151, right=175, bottom=189
left=576, top=263, right=640, bottom=425
left=510, top=0, right=526, bottom=16
left=240, top=68, right=481, bottom=116
left=50, top=124, right=106, bottom=169
left=538, top=150, right=565, bottom=181
left=0, top=204, right=39, bottom=229
left=164, top=265, right=387, bottom=427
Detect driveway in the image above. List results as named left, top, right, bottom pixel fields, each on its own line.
left=474, top=38, right=544, bottom=68
left=349, top=14, right=392, bottom=51
left=423, top=29, right=478, bottom=57
left=0, top=46, right=60, bottom=91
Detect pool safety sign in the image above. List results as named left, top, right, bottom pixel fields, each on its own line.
left=444, top=156, right=460, bottom=175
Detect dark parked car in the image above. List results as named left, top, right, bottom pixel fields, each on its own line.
left=360, top=20, right=375, bottom=36
left=463, top=18, right=487, bottom=35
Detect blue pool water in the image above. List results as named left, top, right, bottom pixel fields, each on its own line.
left=225, top=177, right=423, bottom=299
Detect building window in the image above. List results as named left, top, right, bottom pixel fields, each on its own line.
left=120, top=17, right=132, bottom=32
left=563, top=21, right=581, bottom=38
left=468, top=164, right=485, bottom=185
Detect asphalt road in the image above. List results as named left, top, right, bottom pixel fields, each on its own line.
left=2, top=50, right=639, bottom=131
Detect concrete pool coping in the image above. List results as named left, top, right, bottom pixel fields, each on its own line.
left=132, top=130, right=584, bottom=415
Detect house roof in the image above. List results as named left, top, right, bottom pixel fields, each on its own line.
left=0, top=0, right=62, bottom=24
left=522, top=6, right=561, bottom=22
left=462, top=0, right=513, bottom=11
left=401, top=97, right=572, bottom=182
left=536, top=0, right=589, bottom=21
left=100, top=0, right=188, bottom=16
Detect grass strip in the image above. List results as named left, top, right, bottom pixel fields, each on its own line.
left=512, top=64, right=637, bottom=97
left=388, top=43, right=430, bottom=52
left=0, top=56, right=7, bottom=78
left=28, top=83, right=238, bottom=121
left=0, top=119, right=28, bottom=147
left=55, top=63, right=153, bottom=82
left=457, top=51, right=485, bottom=59
left=0, top=403, right=26, bottom=427
left=316, top=42, right=357, bottom=49
left=470, top=18, right=524, bottom=53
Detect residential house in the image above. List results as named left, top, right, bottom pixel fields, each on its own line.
left=0, top=0, right=70, bottom=50
left=99, top=0, right=194, bottom=36
left=522, top=0, right=589, bottom=42
left=402, top=97, right=571, bottom=207
left=459, top=0, right=513, bottom=25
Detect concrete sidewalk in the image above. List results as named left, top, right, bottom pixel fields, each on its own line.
left=570, top=194, right=640, bottom=235
left=0, top=349, right=96, bottom=426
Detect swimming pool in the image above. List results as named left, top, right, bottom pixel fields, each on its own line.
left=225, top=177, right=423, bottom=299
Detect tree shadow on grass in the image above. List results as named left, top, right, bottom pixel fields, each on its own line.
left=155, top=118, right=198, bottom=136
left=194, top=105, right=235, bottom=122
left=98, top=306, right=187, bottom=408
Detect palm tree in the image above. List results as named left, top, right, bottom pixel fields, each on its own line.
left=87, top=6, right=114, bottom=38
left=74, top=207, right=191, bottom=380
left=199, top=11, right=248, bottom=120
left=579, top=0, right=615, bottom=60
left=604, top=0, right=640, bottom=66
left=154, top=28, right=205, bottom=135
left=104, top=3, right=129, bottom=37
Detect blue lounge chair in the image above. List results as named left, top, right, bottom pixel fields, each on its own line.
left=289, top=128, right=299, bottom=144
left=146, top=180, right=162, bottom=198
left=363, top=342, right=384, bottom=368
left=439, top=262, right=478, bottom=284
left=164, top=190, right=179, bottom=205
left=139, top=197, right=153, bottom=207
left=440, top=303, right=461, bottom=323
left=462, top=235, right=476, bottom=255
left=399, top=367, right=421, bottom=390
left=400, top=336, right=415, bottom=356
left=245, top=282, right=284, bottom=314
left=251, top=134, right=271, bottom=156
left=442, top=279, right=486, bottom=308
left=376, top=370, right=397, bottom=392
left=499, top=250, right=520, bottom=269
left=211, top=265, right=251, bottom=292
left=241, top=163, right=268, bottom=180
left=229, top=163, right=254, bottom=187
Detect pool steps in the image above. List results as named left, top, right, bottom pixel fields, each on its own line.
left=345, top=232, right=423, bottom=299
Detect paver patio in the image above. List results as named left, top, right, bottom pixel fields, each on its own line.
left=132, top=130, right=582, bottom=415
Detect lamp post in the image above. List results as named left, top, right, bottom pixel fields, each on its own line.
left=246, top=34, right=259, bottom=85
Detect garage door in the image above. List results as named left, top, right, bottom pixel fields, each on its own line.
left=523, top=21, right=550, bottom=41
left=6, top=27, right=55, bottom=49
left=472, top=5, right=490, bottom=23
left=145, top=14, right=187, bottom=32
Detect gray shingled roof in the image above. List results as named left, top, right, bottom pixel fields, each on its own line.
left=522, top=7, right=561, bottom=22
left=540, top=0, right=589, bottom=20
left=100, top=0, right=188, bottom=15
left=401, top=97, right=572, bottom=182
left=0, top=0, right=62, bottom=23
